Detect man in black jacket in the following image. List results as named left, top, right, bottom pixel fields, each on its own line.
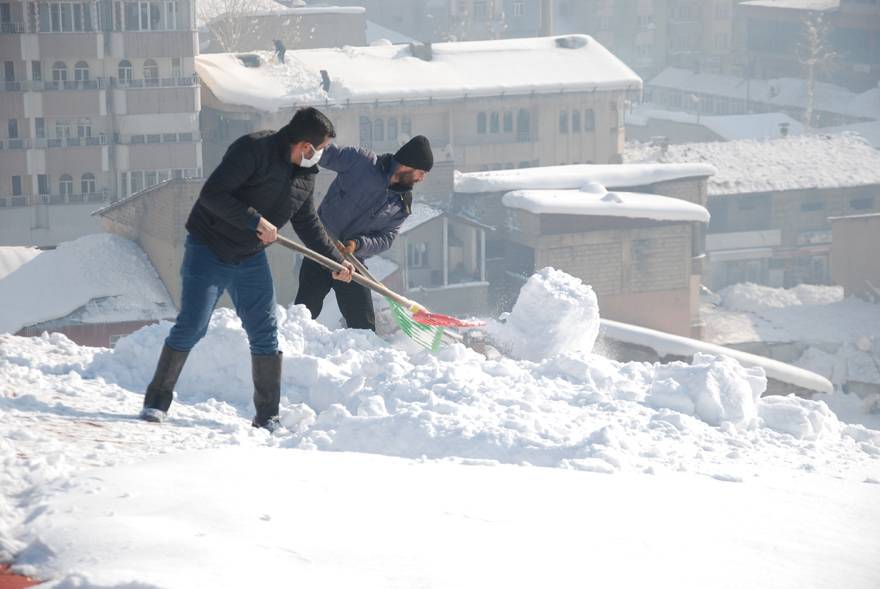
left=140, top=107, right=353, bottom=430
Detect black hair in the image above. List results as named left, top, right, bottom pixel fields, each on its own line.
left=282, top=107, right=336, bottom=146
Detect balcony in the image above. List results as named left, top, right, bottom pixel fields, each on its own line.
left=2, top=78, right=109, bottom=92
left=0, top=138, right=32, bottom=149
left=0, top=22, right=24, bottom=33
left=109, top=75, right=199, bottom=89
left=0, top=190, right=109, bottom=208
left=37, top=135, right=108, bottom=148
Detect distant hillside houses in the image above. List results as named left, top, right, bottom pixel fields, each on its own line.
left=626, top=134, right=880, bottom=290
left=195, top=34, right=642, bottom=196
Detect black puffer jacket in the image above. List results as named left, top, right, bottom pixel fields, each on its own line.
left=186, top=130, right=342, bottom=265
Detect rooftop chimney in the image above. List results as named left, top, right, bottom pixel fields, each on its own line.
left=320, top=70, right=331, bottom=93
left=540, top=0, right=554, bottom=36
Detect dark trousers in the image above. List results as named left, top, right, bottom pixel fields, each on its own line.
left=166, top=235, right=278, bottom=355
left=295, top=257, right=375, bottom=331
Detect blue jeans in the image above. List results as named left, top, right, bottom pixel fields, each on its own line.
left=166, top=235, right=278, bottom=356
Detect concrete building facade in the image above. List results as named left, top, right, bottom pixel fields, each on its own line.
left=830, top=212, right=880, bottom=300
left=0, top=0, right=203, bottom=247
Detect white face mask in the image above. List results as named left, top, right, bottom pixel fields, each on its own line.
left=299, top=145, right=324, bottom=167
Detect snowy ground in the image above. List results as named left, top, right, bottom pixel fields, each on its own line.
left=2, top=271, right=880, bottom=587
left=703, top=283, right=880, bottom=428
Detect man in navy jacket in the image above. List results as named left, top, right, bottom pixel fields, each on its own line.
left=295, top=135, right=434, bottom=331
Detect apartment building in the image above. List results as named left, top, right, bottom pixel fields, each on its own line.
left=0, top=0, right=202, bottom=246
left=738, top=0, right=880, bottom=92
left=197, top=35, right=642, bottom=193
left=555, top=0, right=747, bottom=79
left=330, top=0, right=553, bottom=42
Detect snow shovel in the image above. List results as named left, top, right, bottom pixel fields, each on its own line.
left=274, top=235, right=483, bottom=337
left=335, top=242, right=465, bottom=351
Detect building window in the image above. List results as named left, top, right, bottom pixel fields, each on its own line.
left=118, top=59, right=132, bottom=85
left=77, top=118, right=91, bottom=138
left=359, top=116, right=372, bottom=148
left=165, top=0, right=177, bottom=30
left=490, top=111, right=500, bottom=133
left=850, top=197, right=875, bottom=210
left=130, top=170, right=143, bottom=193
left=572, top=109, right=581, bottom=132
left=81, top=173, right=96, bottom=194
left=373, top=118, right=384, bottom=142
left=171, top=57, right=181, bottom=79
left=37, top=174, right=50, bottom=195
left=387, top=117, right=398, bottom=141
left=7, top=118, right=18, bottom=139
left=516, top=109, right=530, bottom=140
left=610, top=101, right=619, bottom=129
left=42, top=2, right=93, bottom=32
left=800, top=202, right=824, bottom=212
left=31, top=61, right=41, bottom=81
left=52, top=61, right=67, bottom=82
left=503, top=111, right=513, bottom=133
left=4, top=61, right=13, bottom=82
left=59, top=174, right=73, bottom=195
left=143, top=59, right=159, bottom=85
left=513, top=1, right=525, bottom=17
left=35, top=117, right=45, bottom=138
left=585, top=108, right=595, bottom=131
left=401, top=115, right=411, bottom=137
left=559, top=111, right=569, bottom=134
left=73, top=60, right=89, bottom=82
left=56, top=120, right=71, bottom=138
left=12, top=175, right=22, bottom=196
left=477, top=112, right=487, bottom=134
left=122, top=0, right=171, bottom=31
left=473, top=1, right=486, bottom=18
left=407, top=242, right=428, bottom=268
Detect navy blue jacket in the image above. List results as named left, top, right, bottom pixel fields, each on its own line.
left=317, top=145, right=411, bottom=259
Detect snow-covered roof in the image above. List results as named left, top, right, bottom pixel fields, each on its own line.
left=625, top=134, right=880, bottom=196
left=195, top=34, right=642, bottom=112
left=503, top=187, right=710, bottom=223
left=628, top=106, right=806, bottom=141
left=454, top=163, right=716, bottom=194
left=648, top=67, right=880, bottom=121
left=364, top=256, right=399, bottom=280
left=400, top=203, right=444, bottom=234
left=601, top=318, right=833, bottom=394
left=0, top=234, right=176, bottom=335
left=197, top=0, right=364, bottom=27
left=0, top=246, right=41, bottom=280
left=740, top=0, right=839, bottom=10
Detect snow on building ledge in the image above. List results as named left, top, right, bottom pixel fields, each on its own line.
left=400, top=203, right=444, bottom=234
left=600, top=318, right=834, bottom=396
left=454, top=162, right=716, bottom=194
left=195, top=34, right=643, bottom=112
left=502, top=188, right=711, bottom=223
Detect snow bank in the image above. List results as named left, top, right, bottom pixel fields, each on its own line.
left=648, top=353, right=766, bottom=428
left=759, top=395, right=842, bottom=441
left=0, top=234, right=176, bottom=335
left=0, top=246, right=41, bottom=280
left=487, top=268, right=600, bottom=361
left=720, top=282, right=844, bottom=311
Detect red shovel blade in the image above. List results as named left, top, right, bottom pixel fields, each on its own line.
left=412, top=310, right=485, bottom=329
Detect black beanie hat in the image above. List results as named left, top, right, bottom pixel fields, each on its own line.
left=394, top=135, right=433, bottom=172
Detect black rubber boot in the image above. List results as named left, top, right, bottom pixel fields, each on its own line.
left=252, top=351, right=283, bottom=430
left=141, top=344, right=190, bottom=422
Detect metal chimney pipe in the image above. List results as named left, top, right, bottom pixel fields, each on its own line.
left=540, top=0, right=554, bottom=36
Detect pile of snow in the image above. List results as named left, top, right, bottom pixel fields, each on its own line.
left=628, top=106, right=806, bottom=142
left=648, top=353, right=766, bottom=429
left=0, top=234, right=176, bottom=334
left=720, top=282, right=845, bottom=311
left=487, top=268, right=600, bottom=361
left=625, top=134, right=880, bottom=196
left=0, top=245, right=41, bottom=280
